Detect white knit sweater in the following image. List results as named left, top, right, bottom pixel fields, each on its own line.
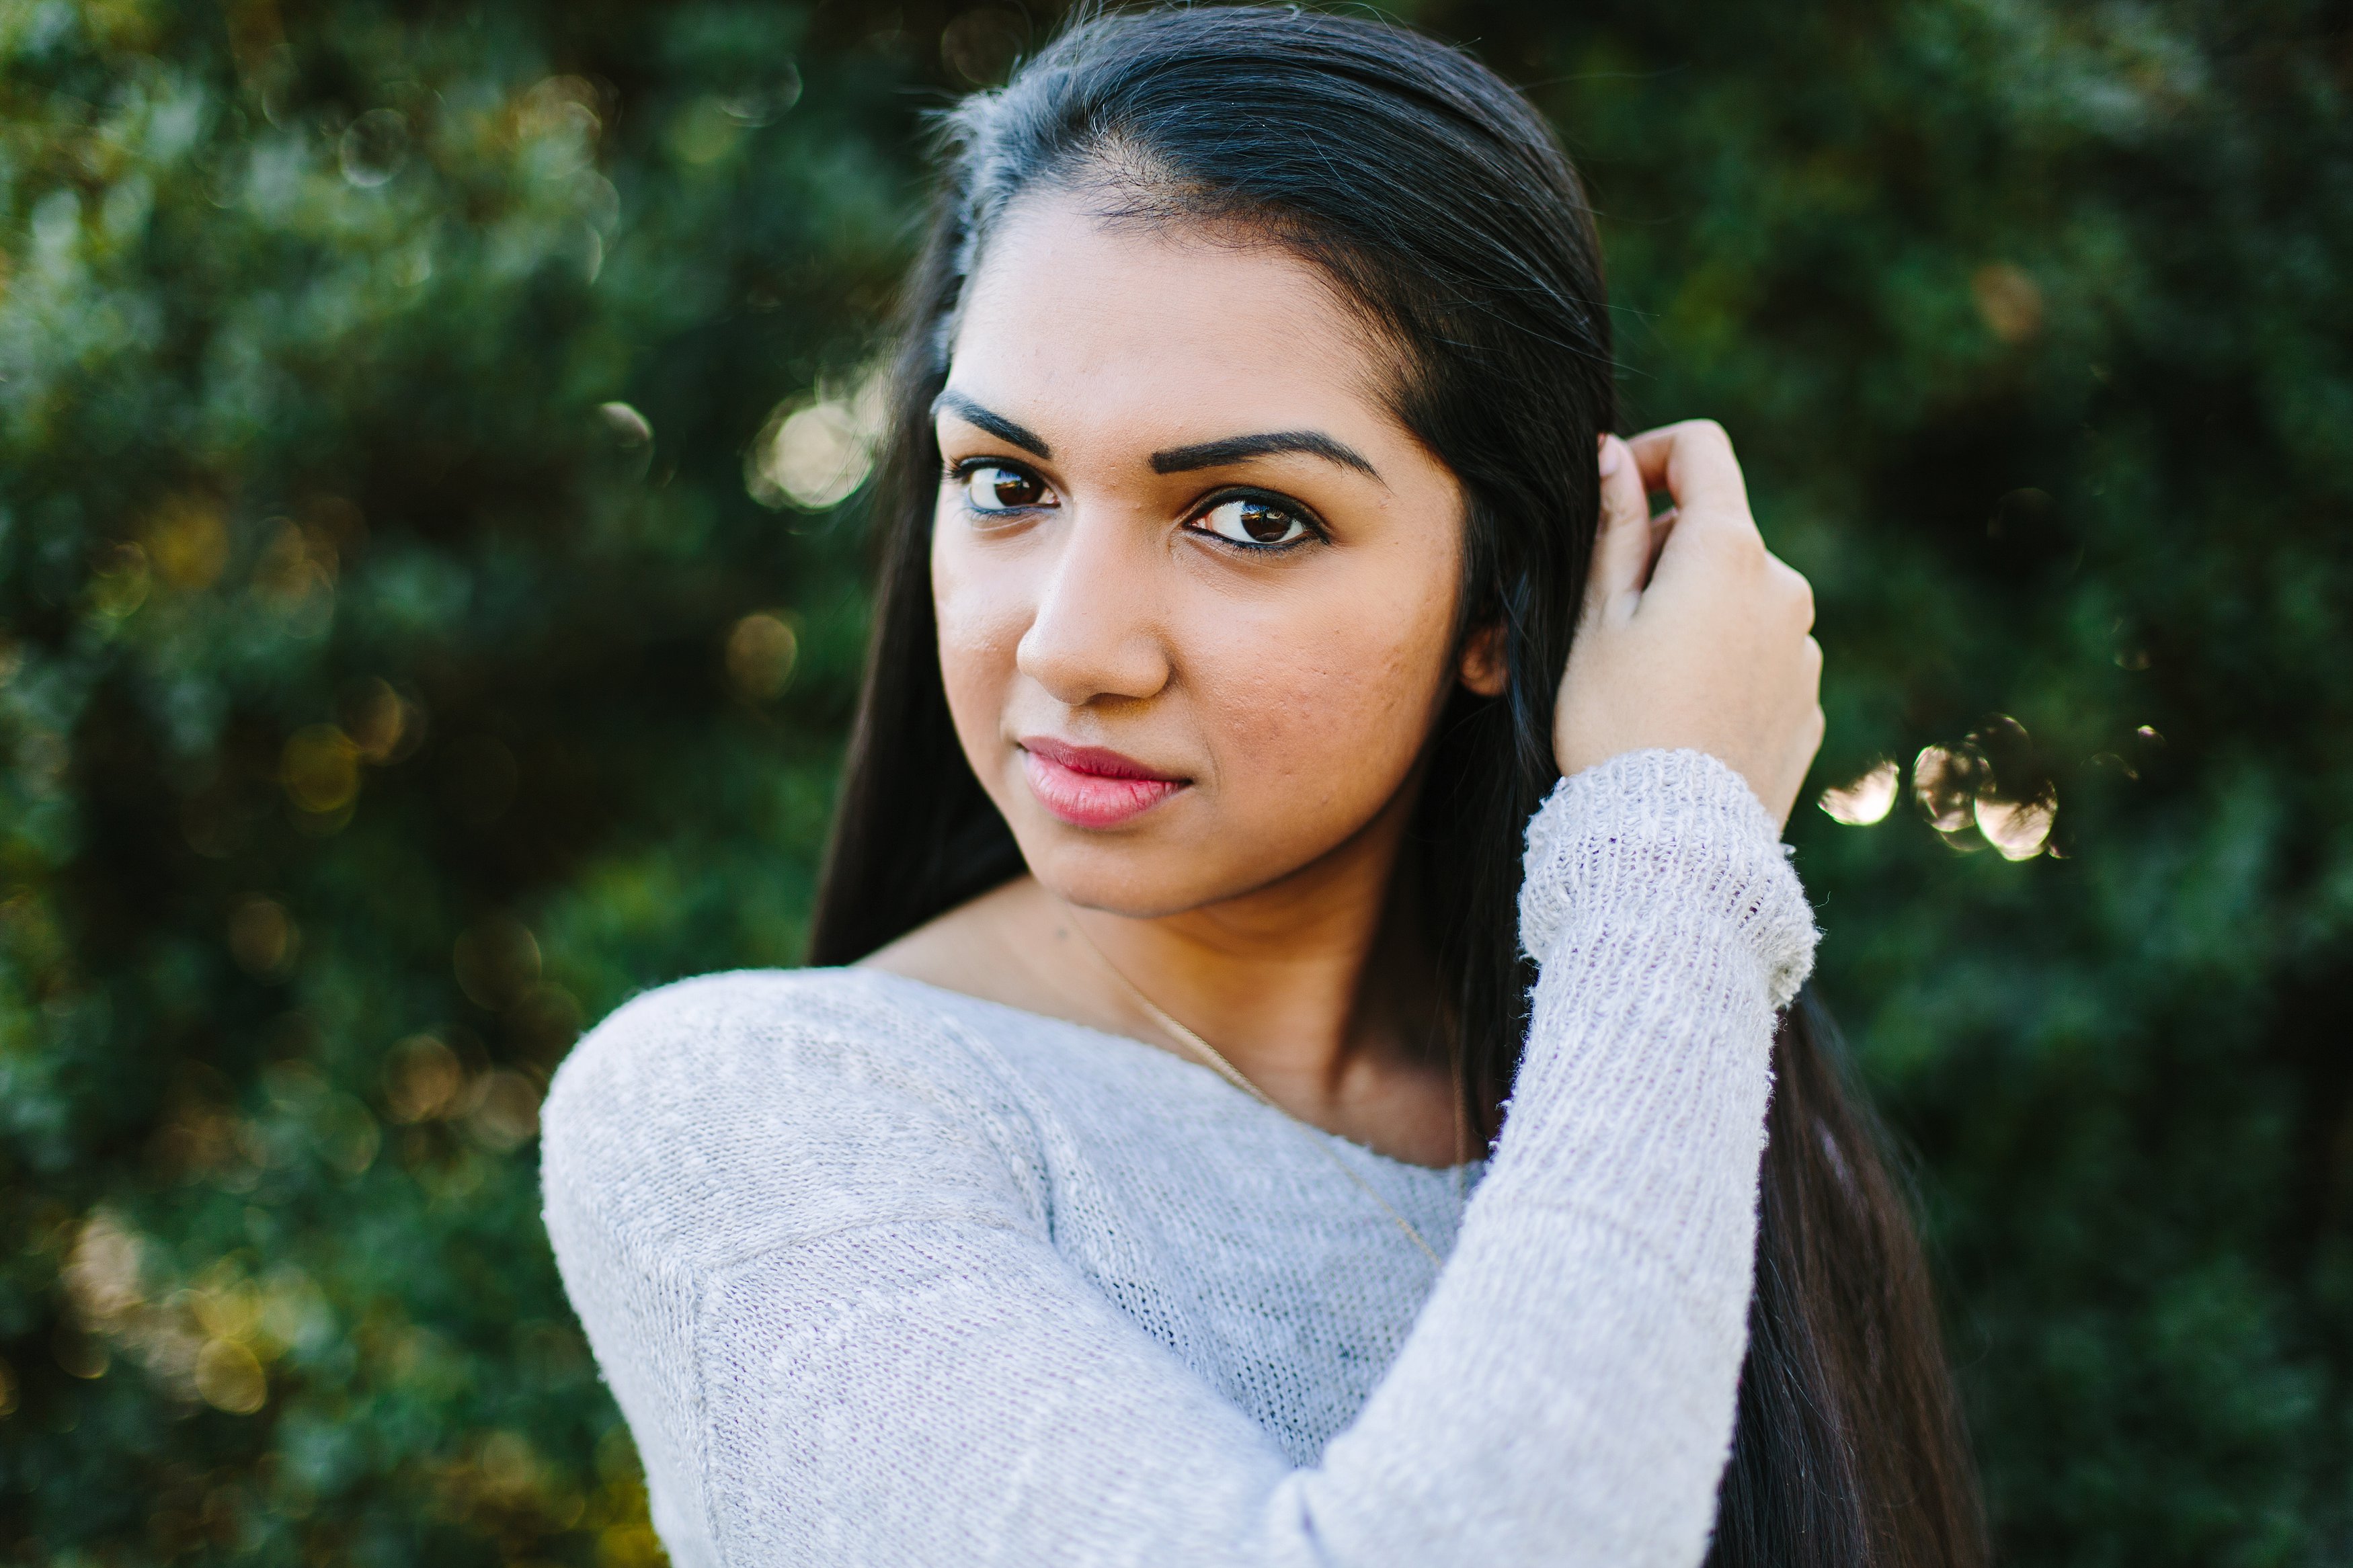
left=542, top=748, right=1818, bottom=1567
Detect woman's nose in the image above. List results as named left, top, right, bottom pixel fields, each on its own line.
left=1014, top=508, right=1173, bottom=706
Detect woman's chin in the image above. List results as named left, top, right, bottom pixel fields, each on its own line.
left=1010, top=827, right=1248, bottom=922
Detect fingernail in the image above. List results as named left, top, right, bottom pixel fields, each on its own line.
left=1597, top=434, right=1624, bottom=478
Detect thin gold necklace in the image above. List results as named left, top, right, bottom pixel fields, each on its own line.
left=1056, top=903, right=1466, bottom=1269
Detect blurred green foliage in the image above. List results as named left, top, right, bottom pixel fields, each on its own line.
left=1, top=0, right=2345, bottom=1563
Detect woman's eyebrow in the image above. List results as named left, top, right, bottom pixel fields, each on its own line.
left=1150, top=431, right=1383, bottom=483
left=931, top=390, right=1051, bottom=458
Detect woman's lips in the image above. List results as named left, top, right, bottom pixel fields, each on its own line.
left=1019, top=737, right=1188, bottom=828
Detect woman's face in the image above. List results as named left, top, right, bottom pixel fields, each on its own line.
left=932, top=190, right=1493, bottom=918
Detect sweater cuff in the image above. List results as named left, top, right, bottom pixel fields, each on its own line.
left=1519, top=749, right=1817, bottom=1009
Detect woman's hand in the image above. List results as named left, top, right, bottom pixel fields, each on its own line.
left=1553, top=421, right=1824, bottom=829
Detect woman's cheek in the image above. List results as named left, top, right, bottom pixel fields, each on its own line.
left=1201, top=617, right=1437, bottom=828
left=931, top=544, right=1028, bottom=770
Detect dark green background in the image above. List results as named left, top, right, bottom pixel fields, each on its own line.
left=3, top=1, right=2346, bottom=1562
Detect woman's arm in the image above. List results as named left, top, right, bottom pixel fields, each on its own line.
left=1303, top=746, right=1813, bottom=1564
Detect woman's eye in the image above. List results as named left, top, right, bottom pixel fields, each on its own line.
left=959, top=464, right=1051, bottom=512
left=1194, top=497, right=1312, bottom=548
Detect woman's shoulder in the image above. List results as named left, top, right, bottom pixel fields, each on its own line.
left=542, top=968, right=1043, bottom=1260
left=553, top=966, right=980, bottom=1098
left=560, top=959, right=1002, bottom=1067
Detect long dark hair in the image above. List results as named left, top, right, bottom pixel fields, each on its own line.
left=809, top=8, right=1983, bottom=1564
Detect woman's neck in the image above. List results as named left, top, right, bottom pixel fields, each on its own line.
left=861, top=784, right=1466, bottom=1166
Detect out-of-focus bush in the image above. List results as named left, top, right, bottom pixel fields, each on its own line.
left=1, top=0, right=2345, bottom=1563
left=0, top=0, right=919, bottom=1559
left=1471, top=4, right=2352, bottom=1558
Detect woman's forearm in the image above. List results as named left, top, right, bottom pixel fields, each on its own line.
left=1295, top=747, right=1816, bottom=1566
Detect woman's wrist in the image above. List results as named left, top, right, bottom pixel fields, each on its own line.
left=1519, top=747, right=1818, bottom=1010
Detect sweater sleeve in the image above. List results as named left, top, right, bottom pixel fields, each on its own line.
left=541, top=747, right=1814, bottom=1568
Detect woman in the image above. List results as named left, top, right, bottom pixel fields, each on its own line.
left=543, top=8, right=1982, bottom=1565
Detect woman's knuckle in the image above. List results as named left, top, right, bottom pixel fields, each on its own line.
left=1698, top=523, right=1753, bottom=568
left=1763, top=554, right=1808, bottom=601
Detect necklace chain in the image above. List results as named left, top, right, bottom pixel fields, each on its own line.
left=1058, top=905, right=1463, bottom=1269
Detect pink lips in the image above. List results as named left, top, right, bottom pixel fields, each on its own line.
left=1019, top=737, right=1188, bottom=828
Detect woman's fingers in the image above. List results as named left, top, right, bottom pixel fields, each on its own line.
left=1626, top=421, right=1762, bottom=572
left=1625, top=419, right=1751, bottom=518
left=1584, top=434, right=1652, bottom=620
left=1645, top=506, right=1679, bottom=587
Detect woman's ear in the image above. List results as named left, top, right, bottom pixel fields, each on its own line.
left=1457, top=622, right=1509, bottom=697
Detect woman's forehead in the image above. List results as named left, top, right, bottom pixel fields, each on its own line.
left=947, top=192, right=1408, bottom=462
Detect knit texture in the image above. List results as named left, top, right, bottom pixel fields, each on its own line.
left=542, top=748, right=1817, bottom=1567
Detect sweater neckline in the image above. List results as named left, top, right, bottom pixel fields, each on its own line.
left=853, top=967, right=1488, bottom=1181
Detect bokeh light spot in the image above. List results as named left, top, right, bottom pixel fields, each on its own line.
left=718, top=65, right=803, bottom=126
left=516, top=75, right=604, bottom=149
left=1911, top=744, right=1983, bottom=835
left=339, top=108, right=408, bottom=187
left=467, top=1071, right=544, bottom=1152
left=1972, top=263, right=2044, bottom=344
left=600, top=400, right=652, bottom=449
left=88, top=540, right=151, bottom=619
left=64, top=1212, right=147, bottom=1323
left=53, top=1327, right=108, bottom=1379
left=454, top=915, right=543, bottom=1010
left=194, top=1337, right=267, bottom=1413
left=1976, top=793, right=2057, bottom=861
left=942, top=8, right=1028, bottom=85
left=726, top=612, right=799, bottom=701
left=384, top=1034, right=465, bottom=1123
left=341, top=676, right=424, bottom=763
left=1819, top=758, right=1899, bottom=825
left=668, top=95, right=746, bottom=166
left=140, top=494, right=231, bottom=590
left=282, top=725, right=361, bottom=813
left=251, top=519, right=338, bottom=632
left=229, top=897, right=301, bottom=978
left=314, top=1093, right=383, bottom=1175
left=746, top=371, right=887, bottom=511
